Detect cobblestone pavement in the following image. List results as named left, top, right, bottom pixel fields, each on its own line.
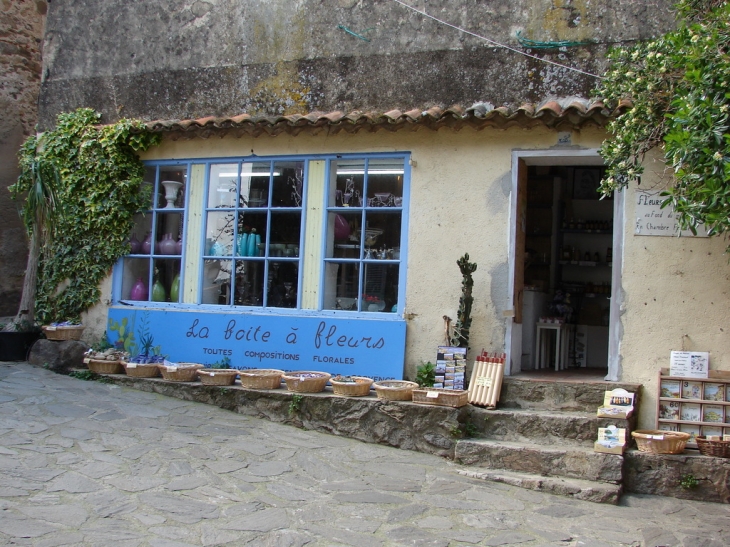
left=0, top=363, right=728, bottom=547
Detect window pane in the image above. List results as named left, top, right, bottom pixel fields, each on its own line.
left=231, top=260, right=264, bottom=306
left=202, top=259, right=233, bottom=304
left=208, top=163, right=239, bottom=208
left=130, top=213, right=152, bottom=255
left=363, top=263, right=399, bottom=313
left=323, top=262, right=360, bottom=310
left=151, top=258, right=180, bottom=302
left=269, top=211, right=301, bottom=253
left=121, top=258, right=150, bottom=301
left=159, top=165, right=187, bottom=209
left=327, top=211, right=361, bottom=259
left=271, top=161, right=304, bottom=208
left=153, top=212, right=183, bottom=255
left=365, top=158, right=405, bottom=207
left=330, top=159, right=365, bottom=207
left=205, top=211, right=236, bottom=256
left=240, top=162, right=271, bottom=208
left=266, top=261, right=299, bottom=308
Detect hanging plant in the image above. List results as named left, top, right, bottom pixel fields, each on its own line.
left=10, top=108, right=161, bottom=324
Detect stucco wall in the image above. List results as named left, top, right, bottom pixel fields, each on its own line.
left=112, top=126, right=601, bottom=377
left=619, top=151, right=730, bottom=429
left=38, top=0, right=676, bottom=128
left=0, top=0, right=46, bottom=316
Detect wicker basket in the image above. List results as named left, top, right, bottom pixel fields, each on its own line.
left=413, top=388, right=469, bottom=408
left=121, top=361, right=160, bottom=378
left=372, top=380, right=419, bottom=401
left=43, top=325, right=84, bottom=341
left=695, top=436, right=730, bottom=458
left=158, top=363, right=203, bottom=382
left=330, top=376, right=373, bottom=397
left=238, top=369, right=284, bottom=389
left=282, top=371, right=331, bottom=393
left=632, top=429, right=690, bottom=454
left=198, top=368, right=238, bottom=386
left=86, top=358, right=124, bottom=374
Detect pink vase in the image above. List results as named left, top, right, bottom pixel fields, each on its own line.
left=130, top=278, right=148, bottom=301
left=129, top=233, right=141, bottom=254
left=175, top=237, right=183, bottom=255
left=141, top=232, right=152, bottom=254
left=159, top=233, right=177, bottom=255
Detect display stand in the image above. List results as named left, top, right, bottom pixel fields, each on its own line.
left=656, top=368, right=730, bottom=447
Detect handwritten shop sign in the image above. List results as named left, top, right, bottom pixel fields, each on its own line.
left=635, top=190, right=708, bottom=237
left=107, top=307, right=405, bottom=380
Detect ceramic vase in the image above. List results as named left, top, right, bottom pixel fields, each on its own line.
left=159, top=233, right=177, bottom=255
left=151, top=279, right=166, bottom=302
left=129, top=233, right=141, bottom=254
left=141, top=232, right=152, bottom=254
left=237, top=233, right=249, bottom=256
left=130, top=278, right=148, bottom=301
left=170, top=274, right=180, bottom=302
left=247, top=231, right=260, bottom=257
left=175, top=237, right=183, bottom=255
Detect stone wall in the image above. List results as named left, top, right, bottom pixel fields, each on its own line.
left=38, top=0, right=677, bottom=128
left=0, top=0, right=46, bottom=316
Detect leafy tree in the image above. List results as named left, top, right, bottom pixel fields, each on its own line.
left=597, top=0, right=730, bottom=238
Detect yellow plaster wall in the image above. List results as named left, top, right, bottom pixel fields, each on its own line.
left=140, top=127, right=604, bottom=379
left=619, top=150, right=730, bottom=429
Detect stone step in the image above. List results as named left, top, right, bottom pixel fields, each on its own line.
left=465, top=406, right=633, bottom=447
left=500, top=376, right=642, bottom=412
left=454, top=438, right=624, bottom=483
left=457, top=467, right=622, bottom=504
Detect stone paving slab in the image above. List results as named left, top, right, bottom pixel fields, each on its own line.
left=1, top=362, right=729, bottom=547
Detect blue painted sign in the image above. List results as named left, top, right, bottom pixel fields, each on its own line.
left=107, top=307, right=405, bottom=381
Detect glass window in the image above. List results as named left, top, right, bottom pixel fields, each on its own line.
left=117, top=154, right=407, bottom=316
left=323, top=157, right=405, bottom=313
left=203, top=160, right=304, bottom=307
left=121, top=164, right=187, bottom=303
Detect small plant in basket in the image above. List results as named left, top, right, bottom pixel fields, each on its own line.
left=416, top=362, right=436, bottom=388
left=209, top=356, right=232, bottom=369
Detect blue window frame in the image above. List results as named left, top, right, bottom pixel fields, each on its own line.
left=115, top=153, right=410, bottom=318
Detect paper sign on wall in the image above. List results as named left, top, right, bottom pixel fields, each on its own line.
left=670, top=351, right=709, bottom=379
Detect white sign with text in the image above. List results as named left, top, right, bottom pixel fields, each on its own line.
left=635, top=190, right=708, bottom=237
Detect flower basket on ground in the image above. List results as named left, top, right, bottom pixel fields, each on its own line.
left=372, top=380, right=418, bottom=401
left=198, top=368, right=238, bottom=386
left=86, top=359, right=124, bottom=374
left=238, top=369, right=284, bottom=389
left=282, top=371, right=331, bottom=393
left=121, top=361, right=160, bottom=378
left=330, top=375, right=373, bottom=397
left=43, top=323, right=84, bottom=341
left=158, top=362, right=203, bottom=382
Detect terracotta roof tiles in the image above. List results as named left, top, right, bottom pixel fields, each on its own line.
left=144, top=98, right=626, bottom=140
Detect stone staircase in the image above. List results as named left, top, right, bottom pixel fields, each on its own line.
left=453, top=374, right=641, bottom=504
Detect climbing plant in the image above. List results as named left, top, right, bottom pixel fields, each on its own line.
left=10, top=108, right=161, bottom=324
left=596, top=0, right=730, bottom=239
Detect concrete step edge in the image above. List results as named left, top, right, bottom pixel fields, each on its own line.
left=458, top=467, right=622, bottom=504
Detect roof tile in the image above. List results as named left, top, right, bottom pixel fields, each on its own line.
left=144, top=98, right=624, bottom=140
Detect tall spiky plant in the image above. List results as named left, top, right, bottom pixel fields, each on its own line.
left=449, top=253, right=477, bottom=350
left=9, top=134, right=61, bottom=329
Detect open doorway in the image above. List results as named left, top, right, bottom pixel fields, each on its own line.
left=507, top=151, right=624, bottom=381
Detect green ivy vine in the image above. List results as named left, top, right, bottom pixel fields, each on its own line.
left=596, top=0, right=730, bottom=239
left=10, top=108, right=161, bottom=323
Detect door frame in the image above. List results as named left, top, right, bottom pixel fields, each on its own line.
left=506, top=149, right=624, bottom=381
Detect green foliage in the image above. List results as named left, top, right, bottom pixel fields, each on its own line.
left=416, top=362, right=436, bottom=388
left=69, top=369, right=99, bottom=381
left=450, top=420, right=480, bottom=439
left=210, top=356, right=232, bottom=369
left=91, top=333, right=114, bottom=352
left=680, top=473, right=699, bottom=489
left=10, top=108, right=161, bottom=323
left=596, top=1, right=730, bottom=240
left=449, top=253, right=477, bottom=349
left=289, top=394, right=303, bottom=415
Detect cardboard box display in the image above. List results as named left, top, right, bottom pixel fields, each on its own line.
left=594, top=425, right=627, bottom=454
left=596, top=388, right=635, bottom=419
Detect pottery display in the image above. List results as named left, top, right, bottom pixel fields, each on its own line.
left=158, top=233, right=177, bottom=255
left=130, top=278, right=148, bottom=301
left=170, top=273, right=180, bottom=302
left=151, top=279, right=166, bottom=302
left=129, top=233, right=141, bottom=254
left=175, top=237, right=183, bottom=255
left=141, top=232, right=152, bottom=254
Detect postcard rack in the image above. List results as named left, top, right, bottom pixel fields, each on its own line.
left=656, top=368, right=730, bottom=448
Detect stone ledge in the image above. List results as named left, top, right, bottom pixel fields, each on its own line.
left=105, top=374, right=465, bottom=458
left=624, top=449, right=730, bottom=504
